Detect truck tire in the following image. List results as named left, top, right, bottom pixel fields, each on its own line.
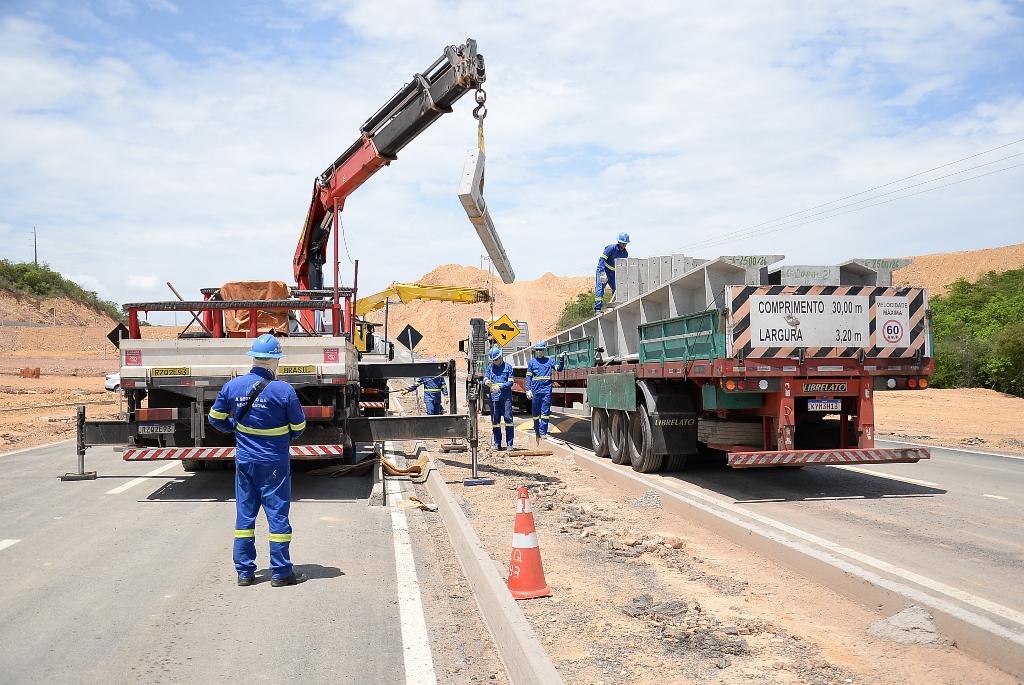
left=628, top=406, right=663, bottom=473
left=182, top=459, right=203, bottom=472
left=661, top=454, right=687, bottom=472
left=608, top=410, right=630, bottom=465
left=590, top=408, right=610, bottom=458
left=697, top=418, right=763, bottom=447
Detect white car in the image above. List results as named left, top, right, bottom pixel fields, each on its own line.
left=104, top=373, right=120, bottom=392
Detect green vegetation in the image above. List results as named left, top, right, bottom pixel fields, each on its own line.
left=931, top=267, right=1024, bottom=397
left=556, top=289, right=597, bottom=330
left=0, top=260, right=124, bottom=323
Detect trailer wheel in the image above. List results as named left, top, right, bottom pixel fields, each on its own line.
left=608, top=410, right=630, bottom=465
left=628, top=406, right=663, bottom=473
left=590, top=408, right=610, bottom=458
left=661, top=454, right=687, bottom=472
left=182, top=459, right=203, bottom=472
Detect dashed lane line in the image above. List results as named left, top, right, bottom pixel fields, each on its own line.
left=105, top=461, right=180, bottom=495
left=385, top=440, right=437, bottom=685
left=831, top=464, right=942, bottom=488
left=0, top=539, right=21, bottom=551
left=983, top=494, right=1010, bottom=500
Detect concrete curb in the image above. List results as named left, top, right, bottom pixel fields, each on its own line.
left=544, top=438, right=1024, bottom=679
left=415, top=444, right=566, bottom=685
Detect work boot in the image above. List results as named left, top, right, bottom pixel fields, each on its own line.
left=237, top=575, right=254, bottom=587
left=271, top=573, right=307, bottom=587
left=497, top=445, right=507, bottom=451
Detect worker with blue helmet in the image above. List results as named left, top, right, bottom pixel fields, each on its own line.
left=407, top=359, right=448, bottom=415
left=484, top=345, right=515, bottom=450
left=526, top=340, right=562, bottom=437
left=595, top=232, right=629, bottom=312
left=209, top=334, right=307, bottom=587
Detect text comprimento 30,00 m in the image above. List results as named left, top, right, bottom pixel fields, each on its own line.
left=748, top=295, right=871, bottom=348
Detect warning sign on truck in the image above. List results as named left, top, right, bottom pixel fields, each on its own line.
left=749, top=295, right=870, bottom=348
left=874, top=296, right=910, bottom=348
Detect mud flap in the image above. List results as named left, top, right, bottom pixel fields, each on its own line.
left=636, top=380, right=698, bottom=455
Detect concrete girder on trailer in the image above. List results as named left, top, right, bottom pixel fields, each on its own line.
left=769, top=258, right=914, bottom=287
left=512, top=254, right=784, bottom=366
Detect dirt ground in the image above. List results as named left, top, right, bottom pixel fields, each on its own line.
left=875, top=387, right=1024, bottom=454
left=895, top=242, right=1024, bottom=295
left=419, top=434, right=1015, bottom=685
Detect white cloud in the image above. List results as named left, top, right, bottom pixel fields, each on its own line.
left=0, top=1, right=1022, bottom=308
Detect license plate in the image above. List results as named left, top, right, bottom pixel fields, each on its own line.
left=807, top=400, right=841, bottom=412
left=138, top=423, right=175, bottom=434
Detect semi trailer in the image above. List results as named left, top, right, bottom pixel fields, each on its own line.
left=509, top=254, right=933, bottom=471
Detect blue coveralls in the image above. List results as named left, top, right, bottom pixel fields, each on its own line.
left=414, top=376, right=448, bottom=415
left=526, top=355, right=560, bottom=436
left=485, top=360, right=515, bottom=448
left=209, top=367, right=306, bottom=580
left=595, top=243, right=628, bottom=312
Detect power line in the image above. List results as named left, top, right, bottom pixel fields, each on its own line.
left=683, top=152, right=1024, bottom=251
left=666, top=136, right=1024, bottom=253
left=687, top=161, right=1024, bottom=251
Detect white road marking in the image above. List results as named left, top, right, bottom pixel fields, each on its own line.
left=831, top=465, right=941, bottom=488
left=385, top=440, right=437, bottom=685
left=877, top=438, right=1024, bottom=462
left=105, top=461, right=180, bottom=495
left=0, top=539, right=21, bottom=551
left=667, top=481, right=1024, bottom=628
left=983, top=494, right=1009, bottom=500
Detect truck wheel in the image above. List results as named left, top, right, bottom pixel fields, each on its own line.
left=661, top=454, right=687, bottom=472
left=590, top=408, right=610, bottom=458
left=608, top=410, right=630, bottom=465
left=182, top=459, right=203, bottom=472
left=628, top=406, right=663, bottom=473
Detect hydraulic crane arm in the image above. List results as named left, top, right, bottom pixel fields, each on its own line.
left=293, top=39, right=486, bottom=291
left=355, top=283, right=490, bottom=317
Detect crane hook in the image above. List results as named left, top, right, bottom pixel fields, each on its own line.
left=472, top=88, right=487, bottom=121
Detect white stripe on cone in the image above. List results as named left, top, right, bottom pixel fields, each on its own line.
left=512, top=532, right=539, bottom=549
left=516, top=498, right=533, bottom=514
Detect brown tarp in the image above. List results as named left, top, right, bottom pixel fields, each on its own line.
left=220, top=281, right=290, bottom=336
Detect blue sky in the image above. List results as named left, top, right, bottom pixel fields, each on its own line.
left=1, top=0, right=1022, bottom=312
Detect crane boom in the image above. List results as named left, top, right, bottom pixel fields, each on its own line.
left=293, top=39, right=486, bottom=291
left=355, top=283, right=490, bottom=317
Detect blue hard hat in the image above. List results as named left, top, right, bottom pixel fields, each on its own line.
left=533, top=341, right=547, bottom=351
left=246, top=333, right=284, bottom=359
left=429, top=358, right=437, bottom=363
left=488, top=346, right=503, bottom=361
left=617, top=232, right=630, bottom=244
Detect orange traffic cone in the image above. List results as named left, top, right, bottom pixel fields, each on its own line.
left=507, top=486, right=552, bottom=599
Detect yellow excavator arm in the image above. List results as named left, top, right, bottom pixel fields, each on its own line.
left=355, top=283, right=490, bottom=317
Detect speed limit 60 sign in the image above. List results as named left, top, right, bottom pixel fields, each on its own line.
left=875, top=297, right=910, bottom=348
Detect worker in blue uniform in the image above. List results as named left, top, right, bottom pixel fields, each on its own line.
left=595, top=232, right=630, bottom=312
left=406, top=360, right=448, bottom=415
left=208, top=334, right=307, bottom=587
left=484, top=346, right=514, bottom=450
left=526, top=341, right=562, bottom=438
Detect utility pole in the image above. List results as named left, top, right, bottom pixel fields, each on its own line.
left=33, top=227, right=38, bottom=267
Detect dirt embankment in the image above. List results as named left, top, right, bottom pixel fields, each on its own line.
left=365, top=264, right=591, bottom=360
left=895, top=242, right=1024, bottom=295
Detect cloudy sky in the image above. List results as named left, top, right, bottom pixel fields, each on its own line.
left=1, top=0, right=1022, bottom=312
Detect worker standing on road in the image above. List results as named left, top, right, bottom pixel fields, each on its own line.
left=208, top=334, right=307, bottom=588
left=526, top=341, right=561, bottom=438
left=595, top=232, right=630, bottom=312
left=484, top=346, right=515, bottom=450
left=406, top=360, right=448, bottom=415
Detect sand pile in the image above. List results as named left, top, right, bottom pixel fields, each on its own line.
left=365, top=264, right=592, bottom=360
left=895, top=242, right=1024, bottom=295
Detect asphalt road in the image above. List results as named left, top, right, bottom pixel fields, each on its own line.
left=0, top=441, right=456, bottom=684
left=544, top=410, right=1024, bottom=636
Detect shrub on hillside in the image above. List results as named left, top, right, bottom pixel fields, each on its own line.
left=0, top=260, right=124, bottom=323
left=556, top=290, right=596, bottom=330
left=930, top=266, right=1024, bottom=396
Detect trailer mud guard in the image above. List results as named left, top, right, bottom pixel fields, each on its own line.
left=636, top=380, right=698, bottom=455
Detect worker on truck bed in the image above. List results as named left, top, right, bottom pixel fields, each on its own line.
left=595, top=232, right=629, bottom=312
left=208, top=334, right=307, bottom=588
left=406, top=361, right=448, bottom=415
left=526, top=341, right=563, bottom=437
left=485, top=345, right=515, bottom=450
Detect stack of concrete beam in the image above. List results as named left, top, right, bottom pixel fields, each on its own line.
left=510, top=254, right=914, bottom=367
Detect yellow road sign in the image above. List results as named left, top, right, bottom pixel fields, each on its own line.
left=488, top=314, right=521, bottom=347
